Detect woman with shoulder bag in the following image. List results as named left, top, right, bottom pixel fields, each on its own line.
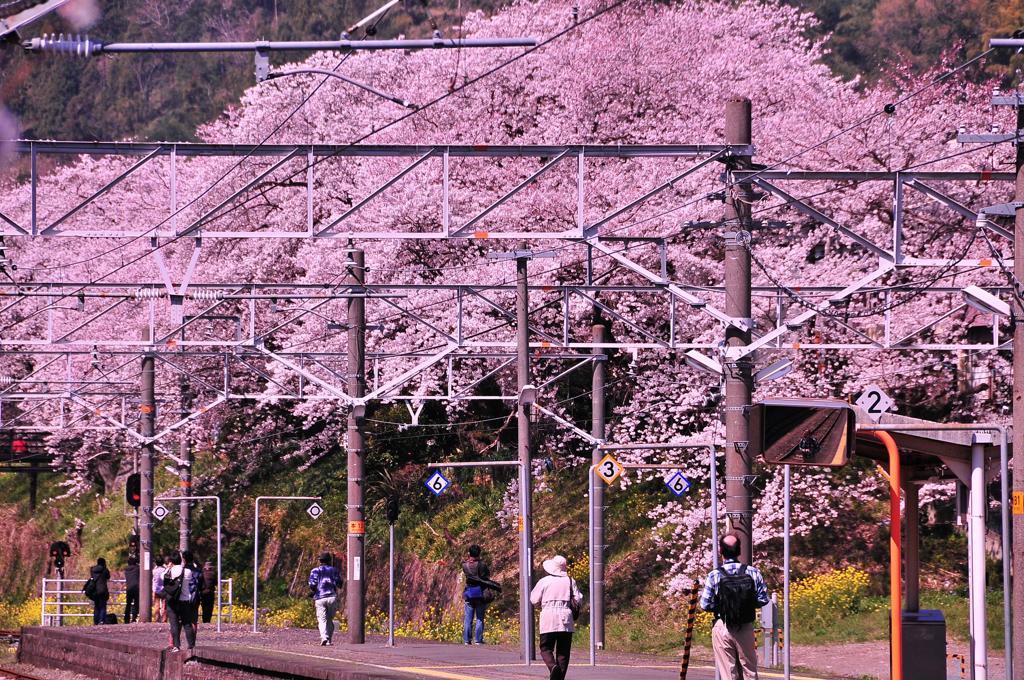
left=461, top=544, right=501, bottom=645
left=88, top=557, right=111, bottom=625
left=530, top=555, right=583, bottom=680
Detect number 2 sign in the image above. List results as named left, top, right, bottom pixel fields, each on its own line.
left=855, top=384, right=894, bottom=423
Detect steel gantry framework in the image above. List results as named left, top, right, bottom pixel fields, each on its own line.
left=0, top=140, right=1016, bottom=440
left=0, top=130, right=1017, bottom=654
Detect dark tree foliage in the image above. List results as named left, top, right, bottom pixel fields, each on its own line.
left=788, top=0, right=1023, bottom=85
left=0, top=0, right=507, bottom=140
left=3, top=0, right=1023, bottom=142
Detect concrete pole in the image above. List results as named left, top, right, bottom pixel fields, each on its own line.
left=516, top=250, right=535, bottom=663
left=783, top=464, right=791, bottom=680
left=387, top=523, right=395, bottom=647
left=346, top=248, right=367, bottom=644
left=970, top=437, right=989, bottom=680
left=138, top=331, right=155, bottom=622
left=903, top=477, right=919, bottom=613
left=1012, top=101, right=1024, bottom=680
left=178, top=376, right=192, bottom=552
left=723, top=96, right=754, bottom=562
left=591, top=323, right=607, bottom=649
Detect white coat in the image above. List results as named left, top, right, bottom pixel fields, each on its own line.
left=530, top=574, right=582, bottom=634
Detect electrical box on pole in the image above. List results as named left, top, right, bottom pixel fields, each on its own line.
left=748, top=399, right=855, bottom=467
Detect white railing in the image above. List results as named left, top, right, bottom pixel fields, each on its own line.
left=41, top=577, right=234, bottom=625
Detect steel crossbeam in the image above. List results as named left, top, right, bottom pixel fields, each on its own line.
left=0, top=140, right=1017, bottom=439
left=4, top=142, right=747, bottom=240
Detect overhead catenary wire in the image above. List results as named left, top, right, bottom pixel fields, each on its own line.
left=4, top=1, right=1011, bottom=403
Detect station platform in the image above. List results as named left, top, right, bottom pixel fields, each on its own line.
left=14, top=624, right=826, bottom=680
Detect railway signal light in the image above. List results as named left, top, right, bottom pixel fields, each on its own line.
left=386, top=495, right=400, bottom=525
left=749, top=399, right=855, bottom=467
left=126, top=473, right=141, bottom=507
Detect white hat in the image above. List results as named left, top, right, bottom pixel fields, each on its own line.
left=543, top=555, right=568, bottom=577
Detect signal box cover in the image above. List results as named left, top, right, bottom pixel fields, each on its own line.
left=749, top=399, right=854, bottom=467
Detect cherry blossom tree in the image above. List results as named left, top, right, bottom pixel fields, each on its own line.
left=0, top=0, right=1013, bottom=588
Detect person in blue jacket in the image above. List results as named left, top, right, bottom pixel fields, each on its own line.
left=308, top=552, right=341, bottom=646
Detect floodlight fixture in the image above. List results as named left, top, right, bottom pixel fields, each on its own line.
left=519, top=384, right=538, bottom=405
left=753, top=358, right=793, bottom=384
left=683, top=350, right=723, bottom=376
left=962, top=285, right=1010, bottom=317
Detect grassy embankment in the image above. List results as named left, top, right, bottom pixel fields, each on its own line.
left=0, top=460, right=998, bottom=654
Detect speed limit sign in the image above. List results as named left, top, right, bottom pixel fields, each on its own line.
left=424, top=471, right=451, bottom=497
left=595, top=454, right=624, bottom=486
left=855, top=384, right=894, bottom=423
left=665, top=471, right=691, bottom=497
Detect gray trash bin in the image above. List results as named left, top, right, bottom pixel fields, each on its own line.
left=899, top=609, right=946, bottom=680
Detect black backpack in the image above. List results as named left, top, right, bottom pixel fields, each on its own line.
left=163, top=570, right=184, bottom=600
left=715, top=564, right=757, bottom=626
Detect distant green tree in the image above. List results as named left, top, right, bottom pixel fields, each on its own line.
left=1, top=0, right=506, bottom=141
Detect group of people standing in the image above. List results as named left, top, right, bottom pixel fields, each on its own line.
left=85, top=533, right=769, bottom=679
left=83, top=550, right=217, bottom=654
left=153, top=550, right=218, bottom=652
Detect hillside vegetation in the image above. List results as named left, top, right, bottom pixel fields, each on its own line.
left=0, top=0, right=1013, bottom=654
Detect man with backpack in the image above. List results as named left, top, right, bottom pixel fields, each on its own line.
left=84, top=557, right=110, bottom=625
left=163, top=551, right=201, bottom=652
left=308, top=552, right=341, bottom=646
left=700, top=532, right=770, bottom=680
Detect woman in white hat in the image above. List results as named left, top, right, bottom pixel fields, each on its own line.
left=530, top=555, right=582, bottom=680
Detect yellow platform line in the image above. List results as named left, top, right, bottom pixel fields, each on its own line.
left=394, top=668, right=489, bottom=680
left=235, top=646, right=488, bottom=680
left=235, top=645, right=825, bottom=680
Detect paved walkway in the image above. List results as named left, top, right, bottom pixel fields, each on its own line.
left=17, top=624, right=836, bottom=680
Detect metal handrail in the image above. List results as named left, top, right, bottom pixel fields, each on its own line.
left=41, top=576, right=234, bottom=626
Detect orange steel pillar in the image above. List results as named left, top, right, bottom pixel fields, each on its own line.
left=871, top=430, right=902, bottom=680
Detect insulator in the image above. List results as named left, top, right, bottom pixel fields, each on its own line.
left=24, top=33, right=103, bottom=57
left=134, top=288, right=164, bottom=300
left=0, top=376, right=16, bottom=386
left=189, top=289, right=225, bottom=301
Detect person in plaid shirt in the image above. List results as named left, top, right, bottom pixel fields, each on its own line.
left=700, top=533, right=770, bottom=680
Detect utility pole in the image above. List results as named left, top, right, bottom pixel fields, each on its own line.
left=955, top=82, right=1023, bottom=674
left=138, top=329, right=155, bottom=622
left=346, top=247, right=367, bottom=644
left=178, top=375, right=192, bottom=552
left=1012, top=97, right=1024, bottom=680
left=516, top=247, right=535, bottom=663
left=591, top=322, right=607, bottom=649
left=723, top=97, right=755, bottom=562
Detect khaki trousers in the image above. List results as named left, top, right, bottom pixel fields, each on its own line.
left=711, top=619, right=759, bottom=680
left=315, top=595, right=338, bottom=643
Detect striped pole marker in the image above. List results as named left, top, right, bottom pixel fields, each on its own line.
left=679, top=579, right=700, bottom=680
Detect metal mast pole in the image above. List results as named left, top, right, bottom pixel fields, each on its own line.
left=723, top=97, right=755, bottom=562
left=1012, top=100, right=1024, bottom=680
left=346, top=247, right=367, bottom=644
left=138, top=330, right=155, bottom=622
left=178, top=375, right=192, bottom=552
left=517, top=249, right=535, bottom=662
left=591, top=322, right=607, bottom=649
